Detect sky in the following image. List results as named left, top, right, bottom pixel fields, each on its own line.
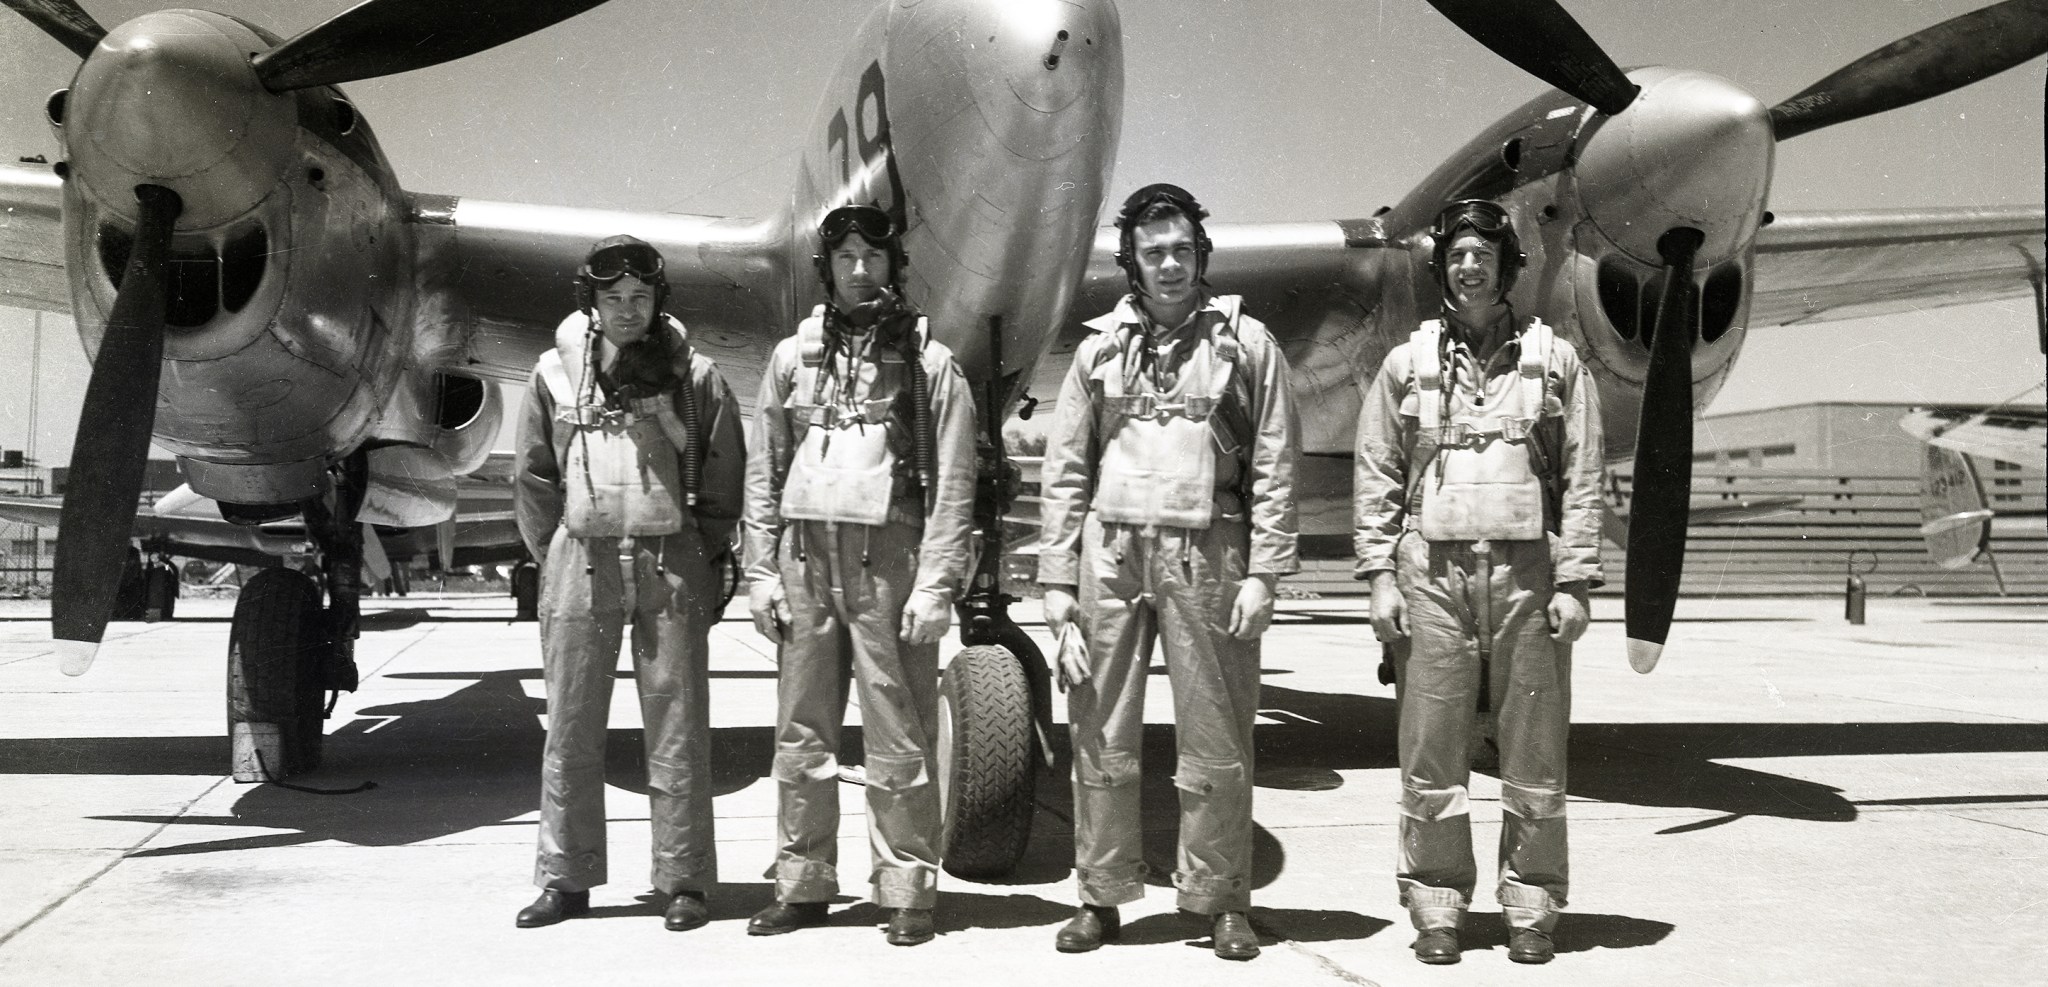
left=1, top=0, right=2042, bottom=467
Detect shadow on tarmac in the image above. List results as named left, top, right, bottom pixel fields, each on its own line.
left=10, top=671, right=2043, bottom=863
left=62, top=667, right=776, bottom=857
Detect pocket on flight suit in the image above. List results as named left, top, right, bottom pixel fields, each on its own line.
left=1173, top=753, right=1247, bottom=798
left=1074, top=747, right=1140, bottom=790
left=772, top=749, right=838, bottom=785
left=1189, top=522, right=1249, bottom=633
left=1081, top=513, right=1138, bottom=604
left=863, top=751, right=931, bottom=793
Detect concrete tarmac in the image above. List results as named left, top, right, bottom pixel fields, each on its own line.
left=0, top=593, right=2042, bottom=986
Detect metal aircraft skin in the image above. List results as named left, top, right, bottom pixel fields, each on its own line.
left=0, top=0, right=2043, bottom=666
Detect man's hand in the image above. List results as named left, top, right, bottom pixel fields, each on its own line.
left=1369, top=571, right=1407, bottom=643
left=900, top=589, right=952, bottom=646
left=1547, top=581, right=1590, bottom=644
left=1053, top=623, right=1090, bottom=692
left=749, top=578, right=792, bottom=645
left=1042, top=585, right=1079, bottom=638
left=1226, top=574, right=1278, bottom=641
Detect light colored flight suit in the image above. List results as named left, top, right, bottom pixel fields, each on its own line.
left=514, top=312, right=745, bottom=897
left=742, top=306, right=976, bottom=911
left=1038, top=293, right=1299, bottom=916
left=1353, top=315, right=1604, bottom=935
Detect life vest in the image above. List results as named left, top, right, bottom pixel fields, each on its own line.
left=1084, top=295, right=1251, bottom=530
left=778, top=307, right=930, bottom=527
left=536, top=312, right=691, bottom=538
left=1408, top=316, right=1559, bottom=542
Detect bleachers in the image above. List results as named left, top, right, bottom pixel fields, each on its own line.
left=1284, top=469, right=2047, bottom=597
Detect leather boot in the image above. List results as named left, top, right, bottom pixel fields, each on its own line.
left=1508, top=927, right=1555, bottom=964
left=515, top=889, right=589, bottom=928
left=1211, top=911, right=1260, bottom=960
left=747, top=900, right=829, bottom=936
left=664, top=890, right=709, bottom=932
left=885, top=907, right=935, bottom=946
left=1412, top=926, right=1460, bottom=964
left=1054, top=905, right=1121, bottom=953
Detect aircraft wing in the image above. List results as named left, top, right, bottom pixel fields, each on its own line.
left=0, top=495, right=527, bottom=569
left=1899, top=405, right=2048, bottom=465
left=0, top=494, right=304, bottom=566
left=1748, top=206, right=2047, bottom=328
left=408, top=194, right=789, bottom=408
left=0, top=165, right=66, bottom=315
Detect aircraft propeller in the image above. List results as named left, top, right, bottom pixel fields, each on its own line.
left=0, top=0, right=102, bottom=58
left=50, top=183, right=180, bottom=675
left=1622, top=229, right=1702, bottom=673
left=1768, top=0, right=2048, bottom=141
left=250, top=0, right=615, bottom=92
left=1422, top=0, right=2048, bottom=669
left=6, top=0, right=620, bottom=90
left=1421, top=0, right=1639, bottom=115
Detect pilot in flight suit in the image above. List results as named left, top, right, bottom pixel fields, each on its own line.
left=1039, top=185, right=1300, bottom=961
left=742, top=205, right=977, bottom=947
left=512, top=236, right=745, bottom=932
left=1354, top=200, right=1605, bottom=966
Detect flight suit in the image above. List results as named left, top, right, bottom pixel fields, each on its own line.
left=1353, top=316, right=1604, bottom=935
left=742, top=306, right=976, bottom=911
left=1038, top=294, right=1299, bottom=916
left=514, top=311, right=745, bottom=898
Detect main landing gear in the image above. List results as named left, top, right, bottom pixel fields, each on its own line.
left=227, top=452, right=369, bottom=782
left=938, top=396, right=1054, bottom=880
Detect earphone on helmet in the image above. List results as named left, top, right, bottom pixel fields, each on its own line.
left=1113, top=183, right=1213, bottom=295
left=812, top=203, right=908, bottom=296
left=575, top=235, right=669, bottom=315
left=1428, top=199, right=1526, bottom=299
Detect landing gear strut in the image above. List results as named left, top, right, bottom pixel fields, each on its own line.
left=227, top=452, right=369, bottom=782
left=939, top=361, right=1053, bottom=880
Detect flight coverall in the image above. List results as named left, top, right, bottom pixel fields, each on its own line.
left=742, top=306, right=976, bottom=911
left=1038, top=293, right=1300, bottom=916
left=514, top=312, right=746, bottom=898
left=1353, top=316, right=1604, bottom=934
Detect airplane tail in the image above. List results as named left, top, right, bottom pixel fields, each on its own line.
left=1918, top=443, right=1993, bottom=571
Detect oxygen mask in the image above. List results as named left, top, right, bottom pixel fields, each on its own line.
left=838, top=287, right=919, bottom=348
left=609, top=330, right=678, bottom=402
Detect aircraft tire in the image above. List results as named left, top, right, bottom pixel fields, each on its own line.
left=227, top=567, right=327, bottom=778
left=938, top=644, right=1036, bottom=879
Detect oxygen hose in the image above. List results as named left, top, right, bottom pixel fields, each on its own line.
left=677, top=351, right=702, bottom=507
left=910, top=343, right=935, bottom=499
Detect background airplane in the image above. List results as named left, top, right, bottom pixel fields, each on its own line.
left=1901, top=395, right=2047, bottom=579
left=1, top=0, right=2041, bottom=873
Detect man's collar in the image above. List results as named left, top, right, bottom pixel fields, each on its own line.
left=1084, top=292, right=1238, bottom=334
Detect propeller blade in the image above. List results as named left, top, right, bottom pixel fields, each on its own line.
left=1623, top=227, right=1704, bottom=674
left=1423, top=0, right=1640, bottom=115
left=2, top=0, right=106, bottom=59
left=252, top=0, right=615, bottom=92
left=51, top=183, right=182, bottom=675
left=1770, top=0, right=2048, bottom=141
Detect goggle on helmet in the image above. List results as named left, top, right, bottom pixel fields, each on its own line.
left=813, top=203, right=908, bottom=292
